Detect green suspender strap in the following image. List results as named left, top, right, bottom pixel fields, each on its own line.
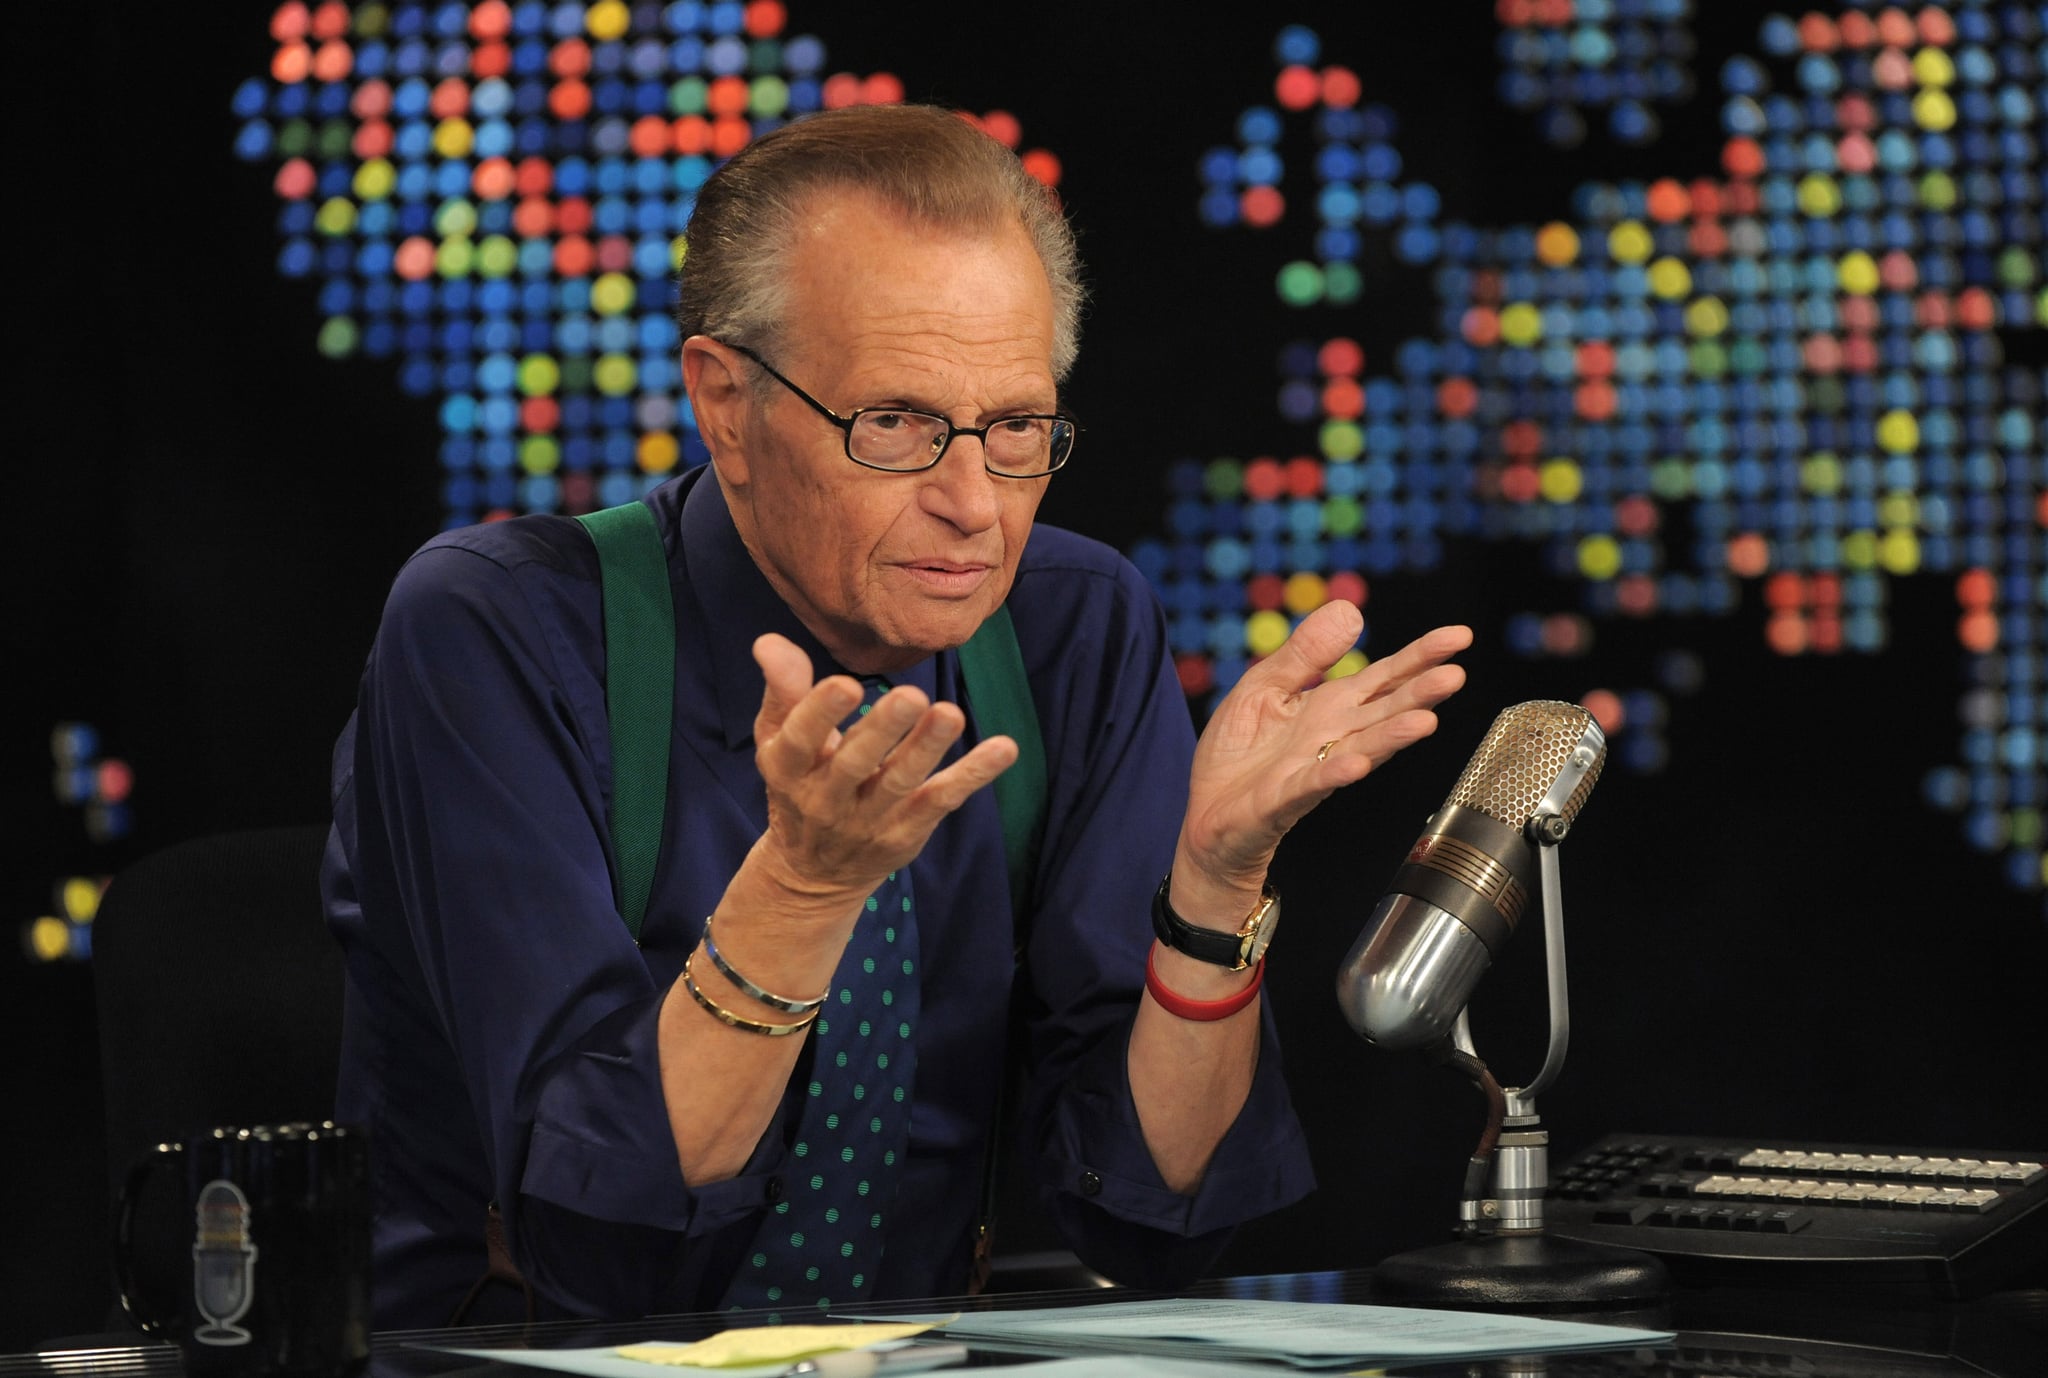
left=955, top=604, right=1049, bottom=927
left=954, top=607, right=1049, bottom=1292
left=575, top=501, right=675, bottom=941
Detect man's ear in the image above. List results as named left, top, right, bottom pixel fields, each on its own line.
left=681, top=336, right=753, bottom=487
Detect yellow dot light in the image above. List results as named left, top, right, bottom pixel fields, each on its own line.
left=1326, top=649, right=1369, bottom=680
left=60, top=879, right=100, bottom=923
left=29, top=917, right=70, bottom=963
left=435, top=237, right=474, bottom=278
left=1838, top=251, right=1880, bottom=295
left=1796, top=173, right=1841, bottom=218
left=1800, top=453, right=1844, bottom=495
left=1577, top=534, right=1622, bottom=580
left=1246, top=611, right=1291, bottom=657
left=1913, top=89, right=1956, bottom=131
left=1879, top=529, right=1920, bottom=575
left=1647, top=257, right=1692, bottom=300
left=594, top=354, right=638, bottom=397
left=1684, top=297, right=1729, bottom=337
left=586, top=1, right=630, bottom=41
left=1539, top=457, right=1583, bottom=503
left=1913, top=48, right=1955, bottom=87
left=315, top=196, right=357, bottom=236
left=353, top=158, right=395, bottom=200
left=1608, top=221, right=1652, bottom=264
left=591, top=272, right=636, bottom=316
left=519, top=355, right=560, bottom=396
left=432, top=117, right=474, bottom=160
left=1282, top=572, right=1326, bottom=614
left=638, top=433, right=681, bottom=474
left=464, top=237, right=509, bottom=278
left=1498, top=302, right=1543, bottom=346
left=1876, top=408, right=1920, bottom=453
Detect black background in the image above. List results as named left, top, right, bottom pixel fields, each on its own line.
left=7, top=0, right=2044, bottom=1349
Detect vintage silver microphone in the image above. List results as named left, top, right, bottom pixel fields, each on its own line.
left=1337, top=701, right=1667, bottom=1309
left=1338, top=700, right=1605, bottom=1053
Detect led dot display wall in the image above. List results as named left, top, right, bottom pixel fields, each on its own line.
left=235, top=0, right=1059, bottom=531
left=1167, top=3, right=2044, bottom=894
left=238, top=1, right=2044, bottom=899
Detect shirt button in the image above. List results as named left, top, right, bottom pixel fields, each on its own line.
left=766, top=1176, right=784, bottom=1202
left=1078, top=1171, right=1102, bottom=1198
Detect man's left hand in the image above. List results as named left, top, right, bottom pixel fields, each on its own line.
left=1174, top=602, right=1472, bottom=908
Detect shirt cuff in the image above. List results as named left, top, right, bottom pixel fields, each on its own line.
left=1034, top=1005, right=1316, bottom=1239
left=517, top=991, right=792, bottom=1238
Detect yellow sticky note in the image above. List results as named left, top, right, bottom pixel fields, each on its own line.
left=617, top=1322, right=936, bottom=1369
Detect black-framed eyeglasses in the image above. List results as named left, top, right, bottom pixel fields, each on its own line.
left=729, top=344, right=1078, bottom=478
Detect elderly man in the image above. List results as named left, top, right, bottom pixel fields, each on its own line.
left=325, top=103, right=1469, bottom=1327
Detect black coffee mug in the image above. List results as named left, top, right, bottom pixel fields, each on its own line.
left=115, top=1122, right=370, bottom=1376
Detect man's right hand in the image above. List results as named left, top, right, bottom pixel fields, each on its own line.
left=745, top=631, right=1020, bottom=913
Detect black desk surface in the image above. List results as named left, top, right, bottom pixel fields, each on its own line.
left=8, top=1273, right=2044, bottom=1378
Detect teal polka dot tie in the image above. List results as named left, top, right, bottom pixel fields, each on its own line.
left=722, top=680, right=920, bottom=1316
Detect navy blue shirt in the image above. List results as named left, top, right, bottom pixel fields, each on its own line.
left=325, top=465, right=1313, bottom=1326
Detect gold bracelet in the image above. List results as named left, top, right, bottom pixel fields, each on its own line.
left=701, top=915, right=829, bottom=1014
left=682, top=955, right=819, bottom=1037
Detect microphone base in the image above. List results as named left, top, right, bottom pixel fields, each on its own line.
left=1371, top=1231, right=1670, bottom=1313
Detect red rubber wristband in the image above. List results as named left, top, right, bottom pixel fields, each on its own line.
left=1145, top=946, right=1264, bottom=1021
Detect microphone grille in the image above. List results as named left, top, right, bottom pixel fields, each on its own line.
left=1447, top=700, right=1605, bottom=828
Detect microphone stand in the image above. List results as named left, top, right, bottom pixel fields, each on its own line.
left=1370, top=815, right=1669, bottom=1310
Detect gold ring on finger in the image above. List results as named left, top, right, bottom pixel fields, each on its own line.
left=1316, top=739, right=1340, bottom=762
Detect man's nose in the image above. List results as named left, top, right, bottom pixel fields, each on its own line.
left=919, top=435, right=1004, bottom=531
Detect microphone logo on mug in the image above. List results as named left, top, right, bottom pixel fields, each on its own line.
left=192, top=1180, right=258, bottom=1346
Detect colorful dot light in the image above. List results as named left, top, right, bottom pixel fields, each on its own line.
left=1159, top=4, right=2047, bottom=895
left=1495, top=0, right=1698, bottom=148
left=49, top=720, right=133, bottom=844
left=237, top=1, right=1060, bottom=530
left=24, top=725, right=126, bottom=965
left=18, top=877, right=105, bottom=965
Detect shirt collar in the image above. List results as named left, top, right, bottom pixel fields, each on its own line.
left=677, top=466, right=939, bottom=752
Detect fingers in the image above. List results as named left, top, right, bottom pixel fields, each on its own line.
left=1354, top=625, right=1474, bottom=703
left=757, top=670, right=1013, bottom=816
left=829, top=689, right=956, bottom=790
left=1309, top=627, right=1473, bottom=774
left=1243, top=599, right=1365, bottom=691
left=752, top=634, right=822, bottom=745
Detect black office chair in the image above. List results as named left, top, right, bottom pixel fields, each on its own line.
left=92, top=823, right=343, bottom=1329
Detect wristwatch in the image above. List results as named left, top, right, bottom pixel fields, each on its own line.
left=1150, top=873, right=1281, bottom=971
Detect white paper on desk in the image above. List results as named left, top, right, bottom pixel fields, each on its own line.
left=850, top=1298, right=1672, bottom=1368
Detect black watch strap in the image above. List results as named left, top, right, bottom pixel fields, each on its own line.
left=1151, top=873, right=1268, bottom=969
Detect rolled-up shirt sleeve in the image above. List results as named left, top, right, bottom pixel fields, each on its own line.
left=1005, top=549, right=1316, bottom=1288
left=345, top=537, right=786, bottom=1314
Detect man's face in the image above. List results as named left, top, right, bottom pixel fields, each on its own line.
left=705, top=190, right=1059, bottom=675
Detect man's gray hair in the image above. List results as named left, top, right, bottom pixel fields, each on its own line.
left=676, top=104, right=1085, bottom=381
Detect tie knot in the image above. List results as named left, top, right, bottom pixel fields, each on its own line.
left=855, top=676, right=891, bottom=718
